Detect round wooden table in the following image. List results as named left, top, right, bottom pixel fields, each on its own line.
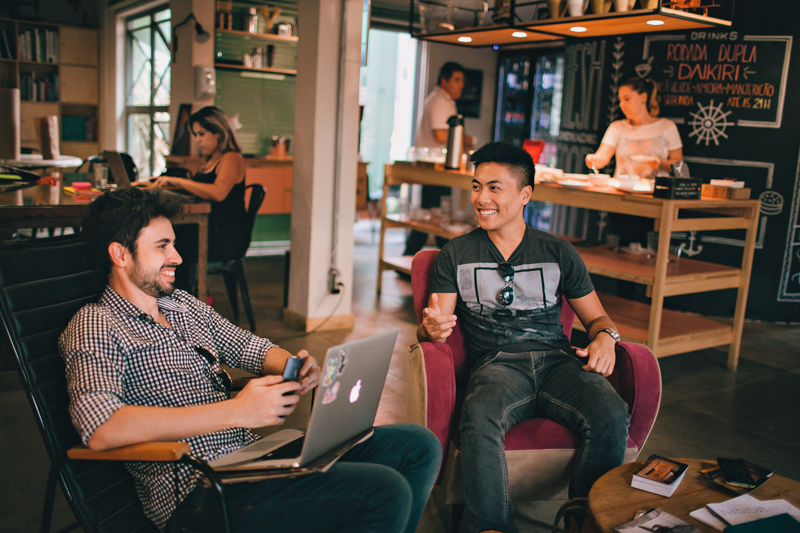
left=588, top=458, right=800, bottom=533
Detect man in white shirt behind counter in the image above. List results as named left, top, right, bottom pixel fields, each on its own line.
left=405, top=62, right=475, bottom=257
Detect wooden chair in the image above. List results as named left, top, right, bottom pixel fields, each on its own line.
left=0, top=236, right=230, bottom=533
left=406, top=249, right=662, bottom=531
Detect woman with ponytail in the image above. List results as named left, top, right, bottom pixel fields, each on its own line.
left=585, top=77, right=683, bottom=180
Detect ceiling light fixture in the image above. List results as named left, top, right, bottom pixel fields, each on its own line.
left=458, top=36, right=473, bottom=43
left=646, top=19, right=665, bottom=25
left=570, top=26, right=587, bottom=33
left=512, top=31, right=527, bottom=38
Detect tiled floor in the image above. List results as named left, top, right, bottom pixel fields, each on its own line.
left=1, top=221, right=798, bottom=532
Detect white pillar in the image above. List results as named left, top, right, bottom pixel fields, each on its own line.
left=284, top=0, right=362, bottom=330
left=169, top=0, right=215, bottom=150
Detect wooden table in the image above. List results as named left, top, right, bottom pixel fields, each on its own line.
left=588, top=458, right=800, bottom=533
left=0, top=154, right=83, bottom=170
left=379, top=163, right=761, bottom=370
left=0, top=183, right=211, bottom=302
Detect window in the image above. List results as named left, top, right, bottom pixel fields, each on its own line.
left=125, top=6, right=171, bottom=178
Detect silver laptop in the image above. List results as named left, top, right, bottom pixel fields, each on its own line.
left=209, top=329, right=399, bottom=470
left=104, top=151, right=134, bottom=188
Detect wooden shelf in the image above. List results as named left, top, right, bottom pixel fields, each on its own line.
left=214, top=63, right=297, bottom=76
left=380, top=256, right=414, bottom=276
left=381, top=163, right=760, bottom=370
left=576, top=245, right=741, bottom=296
left=384, top=213, right=475, bottom=241
left=215, top=29, right=298, bottom=43
left=573, top=293, right=732, bottom=358
left=412, top=4, right=732, bottom=47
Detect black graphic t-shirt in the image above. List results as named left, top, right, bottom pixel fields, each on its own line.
left=431, top=226, right=594, bottom=364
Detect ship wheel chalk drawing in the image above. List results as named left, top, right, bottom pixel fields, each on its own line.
left=689, top=100, right=733, bottom=146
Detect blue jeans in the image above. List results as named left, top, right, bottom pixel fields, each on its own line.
left=167, top=424, right=442, bottom=533
left=459, top=350, right=630, bottom=533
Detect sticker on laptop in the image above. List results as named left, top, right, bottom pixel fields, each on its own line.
left=322, top=381, right=340, bottom=404
left=322, top=357, right=338, bottom=387
left=336, top=348, right=350, bottom=375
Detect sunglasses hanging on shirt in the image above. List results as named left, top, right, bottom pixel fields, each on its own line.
left=195, top=346, right=233, bottom=394
left=496, top=262, right=515, bottom=307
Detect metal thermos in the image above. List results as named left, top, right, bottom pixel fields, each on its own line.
left=445, top=114, right=464, bottom=170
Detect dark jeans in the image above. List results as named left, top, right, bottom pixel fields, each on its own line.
left=167, top=424, right=442, bottom=533
left=459, top=350, right=630, bottom=533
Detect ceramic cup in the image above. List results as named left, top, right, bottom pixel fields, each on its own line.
left=567, top=0, right=590, bottom=16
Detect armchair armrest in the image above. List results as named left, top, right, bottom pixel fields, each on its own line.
left=611, top=342, right=662, bottom=450
left=407, top=341, right=457, bottom=455
left=67, top=442, right=191, bottom=462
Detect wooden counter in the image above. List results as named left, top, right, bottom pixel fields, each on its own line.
left=379, top=163, right=760, bottom=370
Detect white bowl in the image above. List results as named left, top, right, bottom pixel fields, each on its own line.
left=588, top=174, right=611, bottom=187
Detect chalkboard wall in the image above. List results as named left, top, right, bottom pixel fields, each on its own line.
left=554, top=0, right=800, bottom=322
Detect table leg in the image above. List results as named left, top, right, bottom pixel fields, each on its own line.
left=197, top=218, right=208, bottom=304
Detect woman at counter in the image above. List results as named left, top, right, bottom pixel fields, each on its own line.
left=147, top=106, right=247, bottom=292
left=585, top=78, right=683, bottom=179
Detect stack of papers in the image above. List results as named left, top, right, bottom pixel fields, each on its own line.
left=631, top=455, right=689, bottom=497
left=615, top=509, right=698, bottom=532
left=690, top=494, right=800, bottom=531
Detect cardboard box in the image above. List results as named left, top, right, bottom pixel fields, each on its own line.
left=701, top=184, right=751, bottom=200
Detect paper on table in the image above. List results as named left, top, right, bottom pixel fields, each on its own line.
left=690, top=494, right=759, bottom=531
left=706, top=498, right=800, bottom=526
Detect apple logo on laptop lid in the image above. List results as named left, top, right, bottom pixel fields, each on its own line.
left=349, top=380, right=362, bottom=403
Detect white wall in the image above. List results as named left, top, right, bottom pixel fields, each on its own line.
left=421, top=42, right=498, bottom=148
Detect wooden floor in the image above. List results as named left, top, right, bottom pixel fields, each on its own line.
left=1, top=220, right=798, bottom=533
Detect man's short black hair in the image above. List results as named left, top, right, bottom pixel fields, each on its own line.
left=81, top=188, right=183, bottom=275
left=469, top=142, right=535, bottom=191
left=438, top=61, right=465, bottom=85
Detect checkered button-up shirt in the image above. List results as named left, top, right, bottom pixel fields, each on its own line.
left=59, top=287, right=276, bottom=529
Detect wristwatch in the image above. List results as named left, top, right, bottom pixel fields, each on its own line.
left=599, top=328, right=621, bottom=343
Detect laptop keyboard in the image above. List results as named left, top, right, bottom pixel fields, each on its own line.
left=255, top=436, right=306, bottom=461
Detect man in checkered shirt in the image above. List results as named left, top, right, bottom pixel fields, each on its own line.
left=59, top=188, right=442, bottom=532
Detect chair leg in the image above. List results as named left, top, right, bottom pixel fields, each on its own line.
left=41, top=465, right=59, bottom=533
left=221, top=270, right=239, bottom=321
left=451, top=503, right=465, bottom=533
left=231, top=259, right=256, bottom=333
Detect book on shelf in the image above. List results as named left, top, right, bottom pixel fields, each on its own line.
left=614, top=508, right=698, bottom=533
left=0, top=28, right=12, bottom=59
left=700, top=458, right=772, bottom=495
left=630, top=455, right=689, bottom=497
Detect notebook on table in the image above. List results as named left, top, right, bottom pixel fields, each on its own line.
left=208, top=329, right=399, bottom=483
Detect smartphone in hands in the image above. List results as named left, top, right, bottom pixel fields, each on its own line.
left=717, top=457, right=755, bottom=488
left=281, top=356, right=303, bottom=400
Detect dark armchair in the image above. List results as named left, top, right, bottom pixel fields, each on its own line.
left=0, top=236, right=230, bottom=533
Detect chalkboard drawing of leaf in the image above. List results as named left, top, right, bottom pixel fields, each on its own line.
left=636, top=57, right=654, bottom=78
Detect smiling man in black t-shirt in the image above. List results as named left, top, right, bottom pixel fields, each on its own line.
left=418, top=142, right=630, bottom=533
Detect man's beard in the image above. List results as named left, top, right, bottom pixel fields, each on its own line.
left=130, top=259, right=177, bottom=298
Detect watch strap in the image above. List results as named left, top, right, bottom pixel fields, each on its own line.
left=599, top=328, right=620, bottom=343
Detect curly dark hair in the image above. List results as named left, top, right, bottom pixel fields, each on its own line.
left=469, top=142, right=535, bottom=191
left=81, top=188, right=183, bottom=275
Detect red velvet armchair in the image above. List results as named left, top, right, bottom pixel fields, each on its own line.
left=406, top=250, right=662, bottom=516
